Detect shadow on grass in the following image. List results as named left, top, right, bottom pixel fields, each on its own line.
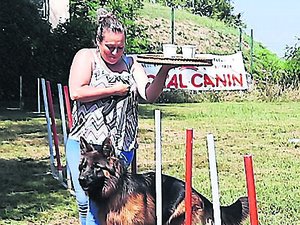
left=138, top=103, right=179, bottom=119
left=0, top=120, right=46, bottom=138
left=0, top=157, right=68, bottom=221
left=0, top=107, right=45, bottom=121
left=0, top=108, right=53, bottom=147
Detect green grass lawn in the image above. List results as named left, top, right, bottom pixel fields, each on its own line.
left=0, top=102, right=299, bottom=224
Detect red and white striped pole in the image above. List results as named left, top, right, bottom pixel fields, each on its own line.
left=244, top=154, right=259, bottom=225
left=63, top=85, right=73, bottom=131
left=185, top=129, right=193, bottom=225
left=58, top=83, right=71, bottom=189
left=46, top=81, right=63, bottom=178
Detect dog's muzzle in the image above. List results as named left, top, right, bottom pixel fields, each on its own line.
left=79, top=169, right=104, bottom=191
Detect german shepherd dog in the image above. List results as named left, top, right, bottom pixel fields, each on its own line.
left=78, top=137, right=249, bottom=225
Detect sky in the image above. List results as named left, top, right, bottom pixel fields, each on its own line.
left=232, top=0, right=300, bottom=58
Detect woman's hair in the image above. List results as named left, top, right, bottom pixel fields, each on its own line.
left=96, top=8, right=126, bottom=43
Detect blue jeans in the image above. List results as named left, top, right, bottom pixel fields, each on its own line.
left=66, top=138, right=134, bottom=225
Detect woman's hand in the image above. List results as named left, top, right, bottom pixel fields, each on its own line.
left=112, top=82, right=130, bottom=96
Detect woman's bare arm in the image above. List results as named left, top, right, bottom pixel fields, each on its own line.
left=132, top=59, right=175, bottom=103
left=69, top=49, right=129, bottom=102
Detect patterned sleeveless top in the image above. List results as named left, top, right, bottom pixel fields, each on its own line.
left=69, top=52, right=140, bottom=155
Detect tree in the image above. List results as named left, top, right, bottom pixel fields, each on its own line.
left=0, top=0, right=51, bottom=101
left=0, top=0, right=148, bottom=104
left=284, top=38, right=300, bottom=88
left=69, top=0, right=149, bottom=53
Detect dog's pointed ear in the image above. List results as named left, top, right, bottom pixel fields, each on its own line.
left=80, top=137, right=94, bottom=154
left=102, top=136, right=114, bottom=157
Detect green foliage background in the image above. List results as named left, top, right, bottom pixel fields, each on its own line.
left=0, top=0, right=299, bottom=106
left=0, top=0, right=147, bottom=104
left=0, top=0, right=51, bottom=101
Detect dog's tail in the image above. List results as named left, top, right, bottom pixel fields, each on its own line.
left=203, top=196, right=249, bottom=225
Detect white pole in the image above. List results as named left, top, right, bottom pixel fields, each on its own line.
left=57, top=84, right=68, bottom=148
left=288, top=138, right=300, bottom=143
left=19, top=76, right=23, bottom=110
left=37, top=78, right=41, bottom=113
left=207, top=133, right=222, bottom=225
left=155, top=110, right=162, bottom=225
left=41, top=78, right=57, bottom=177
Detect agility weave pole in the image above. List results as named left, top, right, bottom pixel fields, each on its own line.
left=58, top=84, right=72, bottom=191
left=154, top=111, right=194, bottom=225
left=41, top=78, right=56, bottom=177
left=185, top=129, right=193, bottom=225
left=37, top=78, right=42, bottom=113
left=244, top=155, right=259, bottom=225
left=46, top=81, right=65, bottom=184
left=207, top=134, right=222, bottom=225
left=41, top=78, right=68, bottom=188
left=63, top=85, right=73, bottom=131
left=46, top=81, right=64, bottom=184
left=153, top=112, right=255, bottom=225
left=155, top=110, right=163, bottom=225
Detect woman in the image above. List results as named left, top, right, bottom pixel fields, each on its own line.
left=66, top=8, right=175, bottom=225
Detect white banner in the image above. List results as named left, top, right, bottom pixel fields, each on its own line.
left=139, top=51, right=249, bottom=91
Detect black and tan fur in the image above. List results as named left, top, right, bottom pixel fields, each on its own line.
left=78, top=137, right=249, bottom=225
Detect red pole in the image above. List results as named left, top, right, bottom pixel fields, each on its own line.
left=244, top=155, right=259, bottom=225
left=46, top=81, right=62, bottom=171
left=63, top=85, right=73, bottom=131
left=185, top=129, right=193, bottom=225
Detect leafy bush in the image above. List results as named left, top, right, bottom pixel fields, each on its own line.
left=157, top=89, right=224, bottom=103
left=0, top=0, right=148, bottom=106
left=284, top=38, right=300, bottom=88
left=0, top=0, right=51, bottom=101
left=44, top=17, right=95, bottom=85
left=70, top=0, right=150, bottom=53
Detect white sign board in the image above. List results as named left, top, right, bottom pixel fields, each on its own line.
left=140, top=51, right=249, bottom=91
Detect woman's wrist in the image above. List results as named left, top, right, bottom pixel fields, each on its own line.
left=159, top=65, right=176, bottom=74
